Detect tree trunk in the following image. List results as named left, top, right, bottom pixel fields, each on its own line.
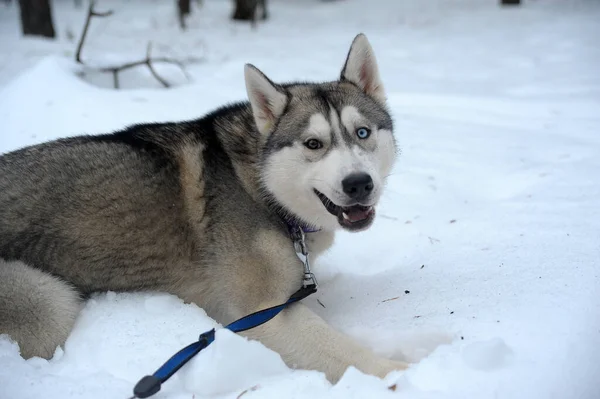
left=232, top=0, right=267, bottom=23
left=18, top=0, right=56, bottom=38
left=178, top=0, right=191, bottom=30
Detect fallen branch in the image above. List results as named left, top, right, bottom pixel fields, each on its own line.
left=75, top=0, right=201, bottom=89
left=96, top=42, right=194, bottom=89
left=75, top=0, right=113, bottom=63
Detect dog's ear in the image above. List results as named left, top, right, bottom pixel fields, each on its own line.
left=340, top=33, right=386, bottom=106
left=244, top=64, right=288, bottom=136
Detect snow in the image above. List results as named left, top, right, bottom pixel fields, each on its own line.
left=1, top=0, right=600, bottom=398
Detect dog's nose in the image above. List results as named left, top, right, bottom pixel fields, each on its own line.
left=342, top=173, right=374, bottom=200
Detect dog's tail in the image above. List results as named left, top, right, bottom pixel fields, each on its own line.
left=0, top=259, right=82, bottom=359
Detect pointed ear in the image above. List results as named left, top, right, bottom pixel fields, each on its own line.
left=244, top=64, right=288, bottom=136
left=340, top=33, right=386, bottom=105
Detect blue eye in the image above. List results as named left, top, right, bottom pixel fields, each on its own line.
left=356, top=127, right=371, bottom=139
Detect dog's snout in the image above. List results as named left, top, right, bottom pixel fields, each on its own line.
left=342, top=173, right=374, bottom=200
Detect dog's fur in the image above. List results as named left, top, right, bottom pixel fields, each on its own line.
left=0, top=34, right=406, bottom=382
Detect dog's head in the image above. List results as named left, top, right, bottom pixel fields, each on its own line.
left=246, top=34, right=397, bottom=232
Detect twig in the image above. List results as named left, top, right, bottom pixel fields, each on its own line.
left=146, top=43, right=170, bottom=88
left=74, top=0, right=200, bottom=89
left=236, top=385, right=259, bottom=399
left=75, top=0, right=113, bottom=64
left=112, top=70, right=118, bottom=89
left=93, top=42, right=192, bottom=89
left=428, top=236, right=440, bottom=244
left=381, top=296, right=400, bottom=303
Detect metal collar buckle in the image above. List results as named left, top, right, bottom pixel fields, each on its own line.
left=290, top=226, right=318, bottom=288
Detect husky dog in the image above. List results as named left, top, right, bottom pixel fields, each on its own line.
left=0, top=34, right=406, bottom=382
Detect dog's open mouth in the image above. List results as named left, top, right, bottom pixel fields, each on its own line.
left=314, top=189, right=375, bottom=231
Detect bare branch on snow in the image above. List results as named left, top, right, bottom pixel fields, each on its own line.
left=74, top=0, right=201, bottom=89
left=75, top=0, right=113, bottom=64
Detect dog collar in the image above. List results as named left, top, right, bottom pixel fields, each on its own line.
left=286, top=221, right=320, bottom=234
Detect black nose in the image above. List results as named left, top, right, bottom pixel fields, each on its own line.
left=342, top=173, right=374, bottom=200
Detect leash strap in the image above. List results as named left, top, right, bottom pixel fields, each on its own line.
left=131, top=284, right=317, bottom=399
left=131, top=224, right=318, bottom=399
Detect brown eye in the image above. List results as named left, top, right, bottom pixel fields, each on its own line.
left=304, top=139, right=323, bottom=150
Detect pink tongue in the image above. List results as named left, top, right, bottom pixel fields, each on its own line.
left=344, top=207, right=371, bottom=222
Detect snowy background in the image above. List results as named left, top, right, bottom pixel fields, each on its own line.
left=1, top=0, right=599, bottom=398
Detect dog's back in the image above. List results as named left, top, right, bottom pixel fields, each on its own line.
left=0, top=131, right=193, bottom=292
left=0, top=126, right=200, bottom=358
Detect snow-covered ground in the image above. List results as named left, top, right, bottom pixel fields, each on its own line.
left=1, top=0, right=599, bottom=398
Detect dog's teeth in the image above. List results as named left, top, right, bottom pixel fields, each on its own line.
left=342, top=212, right=350, bottom=220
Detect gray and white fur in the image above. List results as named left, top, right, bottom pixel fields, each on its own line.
left=0, top=33, right=406, bottom=382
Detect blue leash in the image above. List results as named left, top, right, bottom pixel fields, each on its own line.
left=130, top=283, right=317, bottom=398
left=130, top=223, right=318, bottom=398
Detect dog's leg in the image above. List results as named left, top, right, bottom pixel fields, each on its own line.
left=240, top=301, right=408, bottom=383
left=0, top=259, right=82, bottom=359
left=234, top=229, right=406, bottom=382
left=178, top=228, right=406, bottom=383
